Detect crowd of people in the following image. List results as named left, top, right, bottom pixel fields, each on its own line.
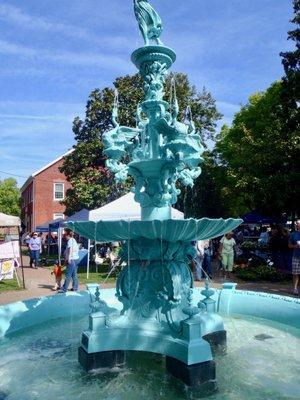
left=191, top=220, right=300, bottom=295
left=24, top=219, right=300, bottom=296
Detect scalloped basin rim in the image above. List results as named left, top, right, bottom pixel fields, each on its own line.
left=0, top=287, right=299, bottom=339
left=67, top=218, right=243, bottom=242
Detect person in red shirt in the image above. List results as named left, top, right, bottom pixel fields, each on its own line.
left=51, top=260, right=62, bottom=291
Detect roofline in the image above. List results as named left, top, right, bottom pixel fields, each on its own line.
left=32, top=148, right=74, bottom=177
left=20, top=148, right=74, bottom=192
left=20, top=176, right=34, bottom=193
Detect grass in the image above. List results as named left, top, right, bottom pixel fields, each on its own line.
left=0, top=278, right=22, bottom=292
left=77, top=264, right=117, bottom=285
left=44, top=262, right=117, bottom=285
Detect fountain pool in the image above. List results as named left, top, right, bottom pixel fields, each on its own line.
left=0, top=287, right=299, bottom=400
left=0, top=307, right=299, bottom=400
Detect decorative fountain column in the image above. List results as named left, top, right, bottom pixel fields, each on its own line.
left=76, top=0, right=242, bottom=388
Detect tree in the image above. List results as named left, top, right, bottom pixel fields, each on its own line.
left=182, top=151, right=231, bottom=218
left=60, top=73, right=222, bottom=215
left=280, top=0, right=300, bottom=113
left=216, top=81, right=300, bottom=218
left=0, top=178, right=20, bottom=216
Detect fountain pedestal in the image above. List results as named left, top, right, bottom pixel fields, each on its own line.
left=77, top=269, right=230, bottom=388
left=74, top=0, right=242, bottom=388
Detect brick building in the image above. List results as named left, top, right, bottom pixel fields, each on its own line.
left=21, top=150, right=73, bottom=232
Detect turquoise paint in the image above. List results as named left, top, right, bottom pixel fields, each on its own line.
left=67, top=0, right=245, bottom=366
left=0, top=287, right=299, bottom=339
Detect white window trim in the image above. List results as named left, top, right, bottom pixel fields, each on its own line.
left=53, top=182, right=65, bottom=201
left=53, top=213, right=65, bottom=220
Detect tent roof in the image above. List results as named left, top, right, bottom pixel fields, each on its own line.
left=67, top=208, right=90, bottom=222
left=242, top=210, right=281, bottom=224
left=86, top=192, right=183, bottom=221
left=35, top=193, right=184, bottom=231
left=0, top=212, right=21, bottom=227
left=36, top=218, right=65, bottom=232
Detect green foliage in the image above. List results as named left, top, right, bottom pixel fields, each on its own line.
left=241, top=241, right=268, bottom=251
left=216, top=81, right=300, bottom=218
left=181, top=151, right=230, bottom=218
left=165, top=73, right=222, bottom=142
left=0, top=178, right=20, bottom=216
left=234, top=265, right=291, bottom=282
left=280, top=0, right=300, bottom=120
left=61, top=73, right=222, bottom=215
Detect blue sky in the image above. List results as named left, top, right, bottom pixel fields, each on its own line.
left=0, top=0, right=294, bottom=187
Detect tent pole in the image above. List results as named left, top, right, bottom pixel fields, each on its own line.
left=18, top=226, right=26, bottom=289
left=58, top=227, right=62, bottom=265
left=87, top=239, right=90, bottom=280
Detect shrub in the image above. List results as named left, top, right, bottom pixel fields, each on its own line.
left=234, top=265, right=291, bottom=282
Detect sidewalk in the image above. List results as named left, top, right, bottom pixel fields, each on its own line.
left=0, top=257, right=296, bottom=305
left=0, top=255, right=114, bottom=305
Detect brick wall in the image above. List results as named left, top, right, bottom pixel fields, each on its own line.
left=21, top=181, right=34, bottom=232
left=34, top=159, right=72, bottom=227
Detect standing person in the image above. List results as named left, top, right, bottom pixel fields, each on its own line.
left=258, top=226, right=269, bottom=245
left=28, top=232, right=41, bottom=268
left=191, top=241, right=203, bottom=281
left=198, top=240, right=212, bottom=279
left=59, top=230, right=80, bottom=293
left=218, top=232, right=236, bottom=278
left=51, top=260, right=62, bottom=291
left=289, top=220, right=300, bottom=295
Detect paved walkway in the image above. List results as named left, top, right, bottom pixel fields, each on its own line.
left=0, top=257, right=296, bottom=305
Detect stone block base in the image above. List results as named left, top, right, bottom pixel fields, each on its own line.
left=78, top=347, right=125, bottom=371
left=166, top=356, right=216, bottom=388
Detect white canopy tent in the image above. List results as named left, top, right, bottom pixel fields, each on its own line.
left=0, top=212, right=21, bottom=227
left=36, top=193, right=184, bottom=277
left=89, top=192, right=184, bottom=220
left=0, top=212, right=25, bottom=288
left=67, top=192, right=184, bottom=278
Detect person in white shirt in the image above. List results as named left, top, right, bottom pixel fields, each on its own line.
left=59, top=230, right=80, bottom=293
left=218, top=232, right=236, bottom=275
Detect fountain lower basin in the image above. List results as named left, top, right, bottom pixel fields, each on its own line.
left=0, top=288, right=299, bottom=400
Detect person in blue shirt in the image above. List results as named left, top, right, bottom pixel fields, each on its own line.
left=289, top=220, right=300, bottom=295
left=28, top=232, right=41, bottom=268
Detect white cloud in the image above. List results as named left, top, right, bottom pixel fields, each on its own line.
left=0, top=3, right=94, bottom=41
left=0, top=38, right=132, bottom=71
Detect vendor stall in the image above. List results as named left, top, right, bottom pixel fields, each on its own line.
left=0, top=212, right=25, bottom=289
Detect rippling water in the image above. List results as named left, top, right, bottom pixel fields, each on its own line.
left=0, top=314, right=299, bottom=400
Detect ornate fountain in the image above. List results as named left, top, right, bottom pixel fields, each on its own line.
left=75, top=0, right=242, bottom=388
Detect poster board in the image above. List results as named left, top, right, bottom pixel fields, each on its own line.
left=0, top=259, right=15, bottom=280
left=0, top=241, right=20, bottom=259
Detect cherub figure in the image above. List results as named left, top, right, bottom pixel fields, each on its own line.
left=134, top=0, right=163, bottom=45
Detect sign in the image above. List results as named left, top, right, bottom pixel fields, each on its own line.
left=0, top=259, right=14, bottom=280
left=0, top=241, right=20, bottom=259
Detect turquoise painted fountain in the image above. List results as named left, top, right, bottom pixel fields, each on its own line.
left=0, top=3, right=300, bottom=398
left=70, top=0, right=242, bottom=387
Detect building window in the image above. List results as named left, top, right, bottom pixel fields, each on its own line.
left=54, top=182, right=64, bottom=200
left=53, top=213, right=64, bottom=220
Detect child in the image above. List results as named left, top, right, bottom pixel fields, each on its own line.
left=51, top=260, right=62, bottom=291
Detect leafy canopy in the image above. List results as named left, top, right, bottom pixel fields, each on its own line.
left=60, top=73, right=222, bottom=215
left=216, top=81, right=300, bottom=218
left=0, top=178, right=20, bottom=216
